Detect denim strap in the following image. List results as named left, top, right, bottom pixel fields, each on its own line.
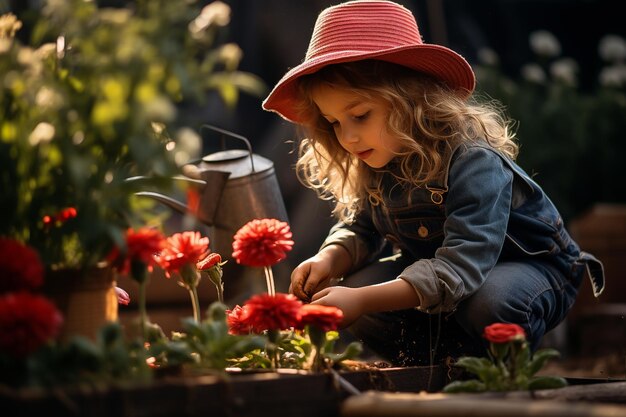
left=580, top=251, right=606, bottom=297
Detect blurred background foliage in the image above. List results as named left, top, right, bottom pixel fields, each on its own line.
left=474, top=30, right=626, bottom=223
left=0, top=0, right=265, bottom=269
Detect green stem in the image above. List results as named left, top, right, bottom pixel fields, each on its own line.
left=267, top=329, right=280, bottom=369
left=139, top=279, right=148, bottom=342
left=308, top=326, right=326, bottom=372
left=207, top=267, right=224, bottom=304
left=189, top=286, right=201, bottom=322
left=216, top=282, right=224, bottom=304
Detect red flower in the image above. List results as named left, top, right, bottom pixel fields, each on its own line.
left=0, top=238, right=44, bottom=293
left=154, top=231, right=209, bottom=275
left=483, top=323, right=526, bottom=344
left=232, top=218, right=294, bottom=267
left=115, top=286, right=131, bottom=305
left=108, top=227, right=166, bottom=274
left=43, top=207, right=77, bottom=228
left=197, top=253, right=222, bottom=270
left=0, top=292, right=63, bottom=358
left=297, top=304, right=344, bottom=332
left=226, top=305, right=252, bottom=335
left=240, top=293, right=302, bottom=333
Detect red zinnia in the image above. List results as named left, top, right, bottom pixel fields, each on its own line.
left=0, top=292, right=63, bottom=358
left=240, top=293, right=302, bottom=333
left=108, top=227, right=166, bottom=274
left=0, top=238, right=44, bottom=293
left=226, top=305, right=252, bottom=335
left=232, top=218, right=294, bottom=267
left=297, top=304, right=344, bottom=332
left=483, top=323, right=526, bottom=344
left=154, top=231, right=209, bottom=275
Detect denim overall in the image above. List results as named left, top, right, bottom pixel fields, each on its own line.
left=321, top=142, right=605, bottom=366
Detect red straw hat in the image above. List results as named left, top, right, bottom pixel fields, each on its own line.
left=262, top=0, right=476, bottom=123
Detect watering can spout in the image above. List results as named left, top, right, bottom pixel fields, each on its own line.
left=132, top=166, right=231, bottom=227
left=134, top=190, right=194, bottom=219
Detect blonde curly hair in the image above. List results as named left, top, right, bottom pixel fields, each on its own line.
left=292, top=61, right=518, bottom=223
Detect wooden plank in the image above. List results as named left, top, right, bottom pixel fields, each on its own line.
left=341, top=390, right=626, bottom=417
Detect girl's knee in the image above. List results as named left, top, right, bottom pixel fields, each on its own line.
left=455, top=295, right=548, bottom=350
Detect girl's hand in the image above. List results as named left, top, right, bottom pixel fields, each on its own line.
left=289, top=254, right=334, bottom=301
left=289, top=245, right=352, bottom=301
left=310, top=286, right=365, bottom=328
left=312, top=279, right=421, bottom=328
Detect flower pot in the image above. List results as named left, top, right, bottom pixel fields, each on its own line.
left=42, top=263, right=118, bottom=342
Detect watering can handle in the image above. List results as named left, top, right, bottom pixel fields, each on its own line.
left=200, top=124, right=256, bottom=173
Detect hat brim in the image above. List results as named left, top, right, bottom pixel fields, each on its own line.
left=262, top=44, right=476, bottom=123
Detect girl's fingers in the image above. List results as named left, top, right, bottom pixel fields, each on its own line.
left=290, top=266, right=312, bottom=301
left=311, top=287, right=330, bottom=302
left=303, top=275, right=324, bottom=300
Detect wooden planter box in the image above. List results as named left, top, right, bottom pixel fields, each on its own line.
left=1, top=365, right=452, bottom=417
left=342, top=381, right=626, bottom=417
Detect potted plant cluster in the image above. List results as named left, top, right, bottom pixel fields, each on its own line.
left=0, top=218, right=368, bottom=417
left=0, top=0, right=264, bottom=340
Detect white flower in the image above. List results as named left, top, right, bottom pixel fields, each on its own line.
left=529, top=30, right=561, bottom=57
left=143, top=97, right=176, bottom=122
left=151, top=122, right=166, bottom=135
left=521, top=63, right=546, bottom=84
left=0, top=38, right=10, bottom=54
left=550, top=58, right=578, bottom=86
left=34, top=43, right=56, bottom=60
left=28, top=122, right=55, bottom=146
left=35, top=86, right=64, bottom=109
left=175, top=127, right=202, bottom=164
left=0, top=13, right=22, bottom=39
left=189, top=1, right=230, bottom=35
left=598, top=34, right=626, bottom=63
left=477, top=48, right=499, bottom=66
left=219, top=43, right=243, bottom=70
left=599, top=65, right=626, bottom=88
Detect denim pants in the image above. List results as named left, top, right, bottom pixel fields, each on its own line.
left=341, top=253, right=584, bottom=367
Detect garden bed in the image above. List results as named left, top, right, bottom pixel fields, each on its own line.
left=0, top=364, right=452, bottom=417
left=3, top=359, right=626, bottom=417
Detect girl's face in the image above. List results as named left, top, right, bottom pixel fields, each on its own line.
left=311, top=85, right=403, bottom=168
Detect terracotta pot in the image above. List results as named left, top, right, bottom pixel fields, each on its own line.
left=42, top=263, right=118, bottom=342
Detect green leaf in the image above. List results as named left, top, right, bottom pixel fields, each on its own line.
left=443, top=379, right=487, bottom=393
left=206, top=301, right=228, bottom=322
left=527, top=348, right=561, bottom=376
left=528, top=375, right=568, bottom=390
left=98, top=322, right=124, bottom=348
left=513, top=342, right=531, bottom=376
left=455, top=356, right=493, bottom=376
left=324, top=341, right=363, bottom=364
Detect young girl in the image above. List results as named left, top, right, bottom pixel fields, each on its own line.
left=262, top=0, right=605, bottom=366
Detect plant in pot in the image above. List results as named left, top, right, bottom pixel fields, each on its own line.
left=0, top=0, right=264, bottom=342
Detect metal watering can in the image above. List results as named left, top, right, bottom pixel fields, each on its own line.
left=136, top=124, right=289, bottom=265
